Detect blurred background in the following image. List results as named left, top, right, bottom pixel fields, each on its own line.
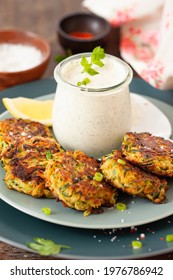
left=0, top=0, right=119, bottom=79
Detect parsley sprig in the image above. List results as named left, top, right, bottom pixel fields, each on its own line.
left=77, top=46, right=105, bottom=86
left=27, top=237, right=71, bottom=256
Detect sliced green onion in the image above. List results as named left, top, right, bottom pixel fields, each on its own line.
left=77, top=77, right=91, bottom=87
left=2, top=140, right=8, bottom=148
left=116, top=203, right=127, bottom=210
left=166, top=234, right=173, bottom=242
left=84, top=208, right=91, bottom=217
left=117, top=158, right=126, bottom=165
left=41, top=207, right=52, bottom=215
left=46, top=150, right=52, bottom=160
left=93, top=172, right=103, bottom=182
left=132, top=240, right=142, bottom=249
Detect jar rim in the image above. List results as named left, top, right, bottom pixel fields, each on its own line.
left=54, top=53, right=133, bottom=93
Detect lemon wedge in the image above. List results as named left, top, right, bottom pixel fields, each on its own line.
left=2, top=97, right=53, bottom=126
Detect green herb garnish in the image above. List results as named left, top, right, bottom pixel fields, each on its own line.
left=166, top=234, right=173, bottom=242
left=81, top=55, right=99, bottom=76
left=116, top=203, right=127, bottom=211
left=77, top=77, right=91, bottom=86
left=132, top=240, right=142, bottom=249
left=90, top=46, right=105, bottom=67
left=46, top=150, right=52, bottom=160
left=1, top=140, right=8, bottom=148
left=93, top=172, right=103, bottom=182
left=117, top=158, right=126, bottom=165
left=27, top=237, right=71, bottom=256
left=77, top=46, right=105, bottom=86
left=41, top=207, right=52, bottom=215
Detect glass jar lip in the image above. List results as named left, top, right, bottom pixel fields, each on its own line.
left=54, top=53, right=133, bottom=93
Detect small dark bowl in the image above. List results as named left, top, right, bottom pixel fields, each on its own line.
left=57, top=12, right=111, bottom=54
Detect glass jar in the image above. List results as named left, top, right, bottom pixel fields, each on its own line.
left=53, top=53, right=133, bottom=158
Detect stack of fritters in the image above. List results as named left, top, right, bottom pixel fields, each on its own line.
left=121, top=132, right=173, bottom=177
left=0, top=118, right=171, bottom=213
left=0, top=118, right=62, bottom=198
left=45, top=150, right=118, bottom=216
left=0, top=118, right=117, bottom=215
left=101, top=132, right=172, bottom=204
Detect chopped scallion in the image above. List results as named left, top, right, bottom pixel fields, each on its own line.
left=166, top=234, right=173, bottom=242
left=46, top=150, right=52, bottom=160
left=93, top=172, right=103, bottom=182
left=77, top=77, right=90, bottom=86
left=41, top=207, right=52, bottom=215
left=117, top=158, right=126, bottom=165
left=132, top=240, right=142, bottom=249
left=116, top=203, right=127, bottom=210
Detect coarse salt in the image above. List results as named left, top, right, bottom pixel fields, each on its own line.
left=140, top=233, right=145, bottom=239
left=0, top=43, right=43, bottom=72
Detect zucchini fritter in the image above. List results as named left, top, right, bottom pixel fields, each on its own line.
left=3, top=136, right=62, bottom=198
left=101, top=150, right=168, bottom=204
left=0, top=118, right=52, bottom=158
left=45, top=150, right=118, bottom=216
left=122, top=132, right=173, bottom=177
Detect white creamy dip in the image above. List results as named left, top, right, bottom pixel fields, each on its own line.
left=53, top=53, right=133, bottom=158
left=61, top=56, right=127, bottom=88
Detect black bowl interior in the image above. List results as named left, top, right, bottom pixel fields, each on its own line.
left=59, top=13, right=110, bottom=39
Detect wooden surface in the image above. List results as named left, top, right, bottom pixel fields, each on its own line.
left=0, top=0, right=172, bottom=260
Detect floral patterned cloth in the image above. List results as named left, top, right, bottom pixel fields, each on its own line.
left=83, top=0, right=173, bottom=90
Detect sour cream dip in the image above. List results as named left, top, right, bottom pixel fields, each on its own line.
left=53, top=53, right=133, bottom=158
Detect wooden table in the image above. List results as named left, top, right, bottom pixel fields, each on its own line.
left=0, top=0, right=173, bottom=260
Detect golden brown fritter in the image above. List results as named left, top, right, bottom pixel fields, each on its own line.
left=0, top=118, right=52, bottom=158
left=101, top=150, right=168, bottom=204
left=122, top=132, right=173, bottom=177
left=45, top=150, right=118, bottom=216
left=3, top=136, right=62, bottom=198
